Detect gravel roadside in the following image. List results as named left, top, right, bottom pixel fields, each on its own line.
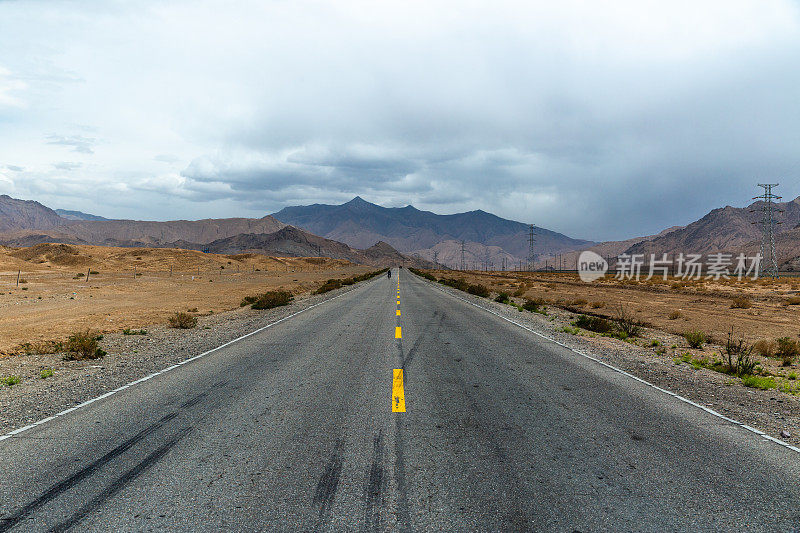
left=0, top=277, right=377, bottom=434
left=424, top=274, right=800, bottom=448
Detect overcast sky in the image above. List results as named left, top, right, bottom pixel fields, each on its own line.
left=1, top=0, right=799, bottom=240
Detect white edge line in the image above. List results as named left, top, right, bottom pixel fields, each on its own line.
left=418, top=274, right=800, bottom=456
left=0, top=278, right=374, bottom=441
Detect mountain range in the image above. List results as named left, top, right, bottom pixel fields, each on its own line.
left=3, top=192, right=800, bottom=271
left=272, top=196, right=593, bottom=268
left=0, top=195, right=438, bottom=268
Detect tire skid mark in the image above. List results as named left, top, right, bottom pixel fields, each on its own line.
left=362, top=431, right=385, bottom=532
left=180, top=392, right=207, bottom=409
left=48, top=427, right=192, bottom=533
left=313, top=438, right=344, bottom=521
left=0, top=412, right=180, bottom=532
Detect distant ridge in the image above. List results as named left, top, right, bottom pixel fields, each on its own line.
left=0, top=194, right=434, bottom=267
left=55, top=209, right=110, bottom=221
left=272, top=196, right=594, bottom=266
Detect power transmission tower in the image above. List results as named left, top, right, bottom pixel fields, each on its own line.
left=752, top=183, right=782, bottom=279
left=527, top=224, right=536, bottom=271
left=433, top=250, right=439, bottom=266
left=483, top=249, right=490, bottom=271
left=460, top=240, right=466, bottom=271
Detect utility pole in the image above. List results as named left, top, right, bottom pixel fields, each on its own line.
left=433, top=250, right=439, bottom=267
left=527, top=224, right=536, bottom=271
left=460, top=240, right=466, bottom=271
left=483, top=249, right=490, bottom=272
left=752, top=183, right=782, bottom=279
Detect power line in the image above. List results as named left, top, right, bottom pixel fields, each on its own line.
left=527, top=224, right=536, bottom=271
left=752, top=183, right=783, bottom=279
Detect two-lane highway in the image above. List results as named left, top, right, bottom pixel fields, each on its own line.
left=1, top=269, right=799, bottom=531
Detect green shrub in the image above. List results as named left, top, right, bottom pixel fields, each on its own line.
left=65, top=329, right=106, bottom=360
left=684, top=330, right=706, bottom=349
left=251, top=290, right=293, bottom=310
left=2, top=376, right=21, bottom=387
left=122, top=328, right=147, bottom=335
left=168, top=312, right=197, bottom=329
left=494, top=292, right=511, bottom=304
left=741, top=375, right=776, bottom=390
left=40, top=368, right=54, bottom=379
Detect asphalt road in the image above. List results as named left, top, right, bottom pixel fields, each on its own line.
left=1, top=269, right=799, bottom=532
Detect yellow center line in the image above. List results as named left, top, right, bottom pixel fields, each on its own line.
left=392, top=369, right=406, bottom=412
left=396, top=310, right=401, bottom=316
left=395, top=326, right=402, bottom=338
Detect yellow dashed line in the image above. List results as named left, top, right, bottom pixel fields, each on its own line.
left=395, top=326, right=402, bottom=338
left=392, top=369, right=406, bottom=412
left=396, top=310, right=401, bottom=316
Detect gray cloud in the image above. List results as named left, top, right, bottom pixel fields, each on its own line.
left=1, top=1, right=800, bottom=239
left=154, top=154, right=180, bottom=163
left=53, top=161, right=82, bottom=171
left=46, top=135, right=95, bottom=154
left=5, top=164, right=23, bottom=172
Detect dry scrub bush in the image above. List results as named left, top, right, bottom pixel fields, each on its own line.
left=776, top=337, right=800, bottom=366
left=512, top=284, right=528, bottom=297
left=722, top=328, right=757, bottom=377
left=753, top=339, right=777, bottom=358
left=65, top=330, right=106, bottom=360
left=467, top=284, right=490, bottom=297
left=683, top=330, right=706, bottom=349
left=16, top=340, right=63, bottom=355
left=590, top=301, right=606, bottom=309
left=614, top=305, right=644, bottom=337
left=251, top=290, right=293, bottom=310
left=668, top=310, right=683, bottom=320
left=168, top=312, right=197, bottom=329
left=730, top=297, right=752, bottom=309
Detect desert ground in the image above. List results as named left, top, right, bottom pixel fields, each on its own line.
left=437, top=270, right=800, bottom=340
left=430, top=269, right=800, bottom=384
left=0, top=243, right=370, bottom=354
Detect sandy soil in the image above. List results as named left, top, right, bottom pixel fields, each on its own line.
left=431, top=270, right=800, bottom=382
left=0, top=243, right=370, bottom=354
left=436, top=270, right=800, bottom=341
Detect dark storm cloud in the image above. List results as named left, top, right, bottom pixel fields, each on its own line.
left=3, top=1, right=800, bottom=237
